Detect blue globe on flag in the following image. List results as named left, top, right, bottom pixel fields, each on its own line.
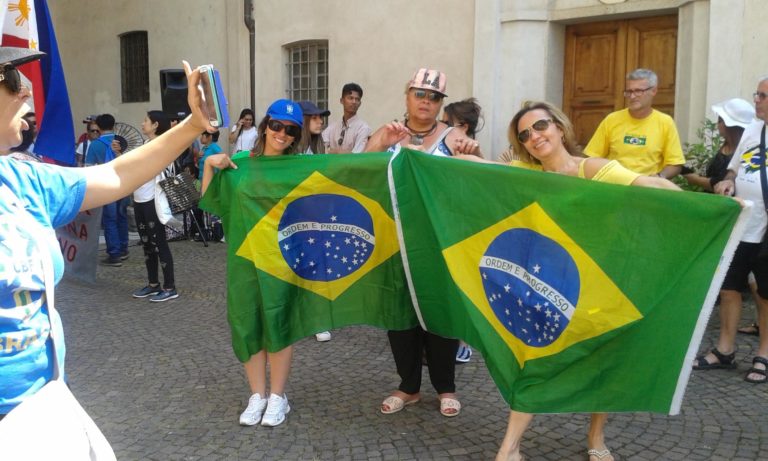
left=277, top=194, right=375, bottom=282
left=479, top=228, right=580, bottom=347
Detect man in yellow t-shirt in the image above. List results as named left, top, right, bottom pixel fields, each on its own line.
left=585, top=68, right=685, bottom=179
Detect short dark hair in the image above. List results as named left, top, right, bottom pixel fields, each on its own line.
left=147, top=110, right=171, bottom=136
left=342, top=83, right=363, bottom=98
left=95, top=113, right=115, bottom=130
left=202, top=130, right=220, bottom=142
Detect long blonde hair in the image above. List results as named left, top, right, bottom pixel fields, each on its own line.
left=508, top=101, right=582, bottom=165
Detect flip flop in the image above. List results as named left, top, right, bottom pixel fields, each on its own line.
left=737, top=322, right=759, bottom=336
left=380, top=395, right=419, bottom=414
left=439, top=397, right=461, bottom=417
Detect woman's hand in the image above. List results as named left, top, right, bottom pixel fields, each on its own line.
left=452, top=137, right=481, bottom=156
left=110, top=139, right=123, bottom=156
left=364, top=121, right=410, bottom=152
left=714, top=178, right=735, bottom=196
left=182, top=61, right=216, bottom=133
left=201, top=153, right=236, bottom=195
left=205, top=153, right=236, bottom=171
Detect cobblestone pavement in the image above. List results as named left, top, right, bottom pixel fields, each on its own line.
left=57, top=240, right=768, bottom=460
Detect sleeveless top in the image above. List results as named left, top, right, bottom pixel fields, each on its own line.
left=388, top=126, right=454, bottom=156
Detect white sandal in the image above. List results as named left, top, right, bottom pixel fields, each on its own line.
left=439, top=397, right=461, bottom=417
left=380, top=395, right=419, bottom=414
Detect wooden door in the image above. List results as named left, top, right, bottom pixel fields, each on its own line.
left=563, top=15, right=678, bottom=147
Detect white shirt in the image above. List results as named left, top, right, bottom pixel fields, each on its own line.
left=728, top=119, right=768, bottom=242
left=231, top=125, right=257, bottom=152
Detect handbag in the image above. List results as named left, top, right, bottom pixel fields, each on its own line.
left=757, top=125, right=768, bottom=259
left=154, top=164, right=184, bottom=231
left=0, top=186, right=116, bottom=460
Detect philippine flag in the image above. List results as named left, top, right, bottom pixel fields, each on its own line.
left=0, top=0, right=74, bottom=165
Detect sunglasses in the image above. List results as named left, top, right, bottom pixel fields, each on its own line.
left=411, top=89, right=444, bottom=103
left=517, top=118, right=553, bottom=143
left=337, top=125, right=347, bottom=147
left=267, top=119, right=301, bottom=138
left=89, top=129, right=100, bottom=134
left=0, top=65, right=21, bottom=94
left=754, top=91, right=768, bottom=102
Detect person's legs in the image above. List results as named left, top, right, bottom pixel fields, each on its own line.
left=587, top=413, right=614, bottom=461
left=424, top=332, right=458, bottom=395
left=746, top=263, right=768, bottom=382
left=101, top=201, right=120, bottom=259
left=145, top=201, right=175, bottom=290
left=387, top=327, right=424, bottom=395
left=243, top=351, right=267, bottom=396
left=117, top=197, right=130, bottom=255
left=496, top=411, right=534, bottom=461
left=266, top=346, right=293, bottom=395
left=135, top=201, right=159, bottom=284
left=715, top=290, right=742, bottom=354
left=382, top=328, right=423, bottom=413
left=261, top=346, right=293, bottom=426
left=240, top=351, right=268, bottom=426
left=696, top=242, right=751, bottom=368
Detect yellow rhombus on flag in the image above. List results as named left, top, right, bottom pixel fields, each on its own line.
left=442, top=202, right=643, bottom=367
left=236, top=171, right=400, bottom=301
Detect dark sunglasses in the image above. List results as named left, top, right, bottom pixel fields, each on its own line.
left=411, top=89, right=444, bottom=103
left=267, top=119, right=301, bottom=138
left=517, top=119, right=553, bottom=143
left=89, top=129, right=100, bottom=134
left=0, top=65, right=21, bottom=94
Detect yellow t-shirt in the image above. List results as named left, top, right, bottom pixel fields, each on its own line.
left=584, top=109, right=685, bottom=175
left=578, top=159, right=640, bottom=186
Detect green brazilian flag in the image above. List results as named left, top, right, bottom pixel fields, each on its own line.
left=388, top=149, right=745, bottom=415
left=200, top=153, right=417, bottom=360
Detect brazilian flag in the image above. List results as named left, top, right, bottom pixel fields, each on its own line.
left=200, top=153, right=417, bottom=360
left=389, top=149, right=745, bottom=414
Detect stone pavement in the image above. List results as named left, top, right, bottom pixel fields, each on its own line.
left=57, top=240, right=768, bottom=460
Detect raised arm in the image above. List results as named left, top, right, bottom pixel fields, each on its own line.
left=80, top=61, right=213, bottom=211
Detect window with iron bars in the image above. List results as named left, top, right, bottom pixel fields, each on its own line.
left=286, top=41, right=328, bottom=111
left=120, top=31, right=149, bottom=103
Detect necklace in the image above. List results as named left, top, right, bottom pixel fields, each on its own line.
left=405, top=120, right=438, bottom=146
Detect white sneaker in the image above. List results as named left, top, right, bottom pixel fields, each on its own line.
left=239, top=393, right=267, bottom=426
left=260, top=393, right=290, bottom=427
left=315, top=331, right=332, bottom=342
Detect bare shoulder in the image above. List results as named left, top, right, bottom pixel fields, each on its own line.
left=580, top=157, right=611, bottom=179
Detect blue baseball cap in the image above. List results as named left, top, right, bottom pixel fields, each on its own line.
left=266, top=99, right=303, bottom=127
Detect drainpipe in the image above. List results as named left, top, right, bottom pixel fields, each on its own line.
left=244, top=0, right=255, bottom=110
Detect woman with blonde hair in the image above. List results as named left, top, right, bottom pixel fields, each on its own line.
left=458, top=100, right=678, bottom=461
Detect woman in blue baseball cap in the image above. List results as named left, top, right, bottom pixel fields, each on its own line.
left=296, top=100, right=330, bottom=155
left=228, top=98, right=303, bottom=160
left=201, top=98, right=303, bottom=428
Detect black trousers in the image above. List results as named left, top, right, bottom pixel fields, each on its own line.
left=134, top=200, right=175, bottom=289
left=388, top=327, right=458, bottom=395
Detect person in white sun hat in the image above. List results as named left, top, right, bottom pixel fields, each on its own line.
left=682, top=98, right=755, bottom=191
